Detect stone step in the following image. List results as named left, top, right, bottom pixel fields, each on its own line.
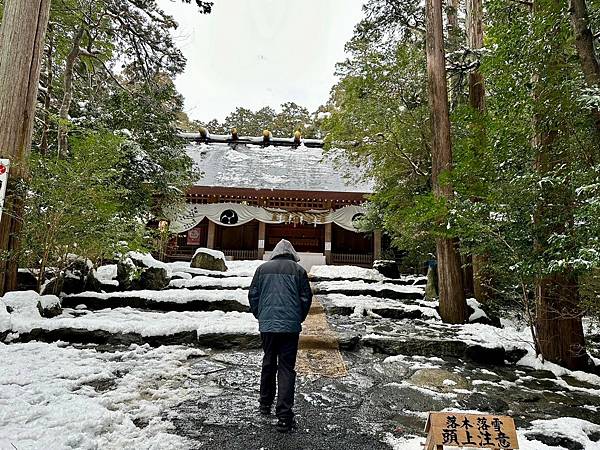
left=361, top=334, right=527, bottom=365
left=167, top=275, right=251, bottom=291
left=62, top=289, right=249, bottom=313
left=4, top=307, right=260, bottom=349
left=312, top=281, right=424, bottom=301
left=309, top=276, right=425, bottom=286
left=299, top=334, right=340, bottom=350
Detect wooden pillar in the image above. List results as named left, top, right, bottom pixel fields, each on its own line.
left=324, top=223, right=332, bottom=264
left=373, top=229, right=382, bottom=262
left=207, top=221, right=216, bottom=249
left=258, top=221, right=266, bottom=259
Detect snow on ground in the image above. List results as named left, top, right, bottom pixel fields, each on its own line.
left=384, top=424, right=599, bottom=450
left=0, top=341, right=201, bottom=450
left=6, top=307, right=258, bottom=338
left=0, top=302, right=9, bottom=333
left=169, top=276, right=251, bottom=289
left=66, top=288, right=249, bottom=306
left=2, top=291, right=61, bottom=319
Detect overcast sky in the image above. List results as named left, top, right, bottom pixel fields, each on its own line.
left=158, top=0, right=364, bottom=123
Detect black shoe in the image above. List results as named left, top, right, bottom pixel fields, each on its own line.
left=259, top=405, right=271, bottom=416
left=276, top=417, right=296, bottom=433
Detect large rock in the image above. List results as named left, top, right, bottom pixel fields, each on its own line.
left=116, top=258, right=138, bottom=291
left=409, top=368, right=469, bottom=393
left=191, top=248, right=227, bottom=272
left=17, top=270, right=38, bottom=291
left=373, top=260, right=400, bottom=279
left=138, top=267, right=168, bottom=290
left=41, top=277, right=64, bottom=296
left=38, top=295, right=62, bottom=318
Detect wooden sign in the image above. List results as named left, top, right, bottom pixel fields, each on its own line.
left=424, top=412, right=519, bottom=449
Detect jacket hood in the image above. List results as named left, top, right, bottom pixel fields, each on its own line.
left=270, top=239, right=300, bottom=262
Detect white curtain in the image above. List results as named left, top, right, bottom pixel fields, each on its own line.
left=167, top=203, right=367, bottom=234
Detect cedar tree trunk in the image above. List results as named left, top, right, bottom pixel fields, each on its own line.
left=426, top=0, right=467, bottom=323
left=0, top=0, right=52, bottom=295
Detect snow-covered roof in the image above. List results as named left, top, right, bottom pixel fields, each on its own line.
left=184, top=135, right=373, bottom=193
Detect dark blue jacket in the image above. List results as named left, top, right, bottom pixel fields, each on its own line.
left=248, top=240, right=313, bottom=333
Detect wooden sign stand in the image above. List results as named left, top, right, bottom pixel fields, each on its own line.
left=423, top=412, right=519, bottom=450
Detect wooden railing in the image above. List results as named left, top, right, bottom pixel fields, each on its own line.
left=222, top=249, right=260, bottom=261
left=331, top=253, right=373, bottom=266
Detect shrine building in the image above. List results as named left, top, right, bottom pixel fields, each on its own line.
left=166, top=130, right=380, bottom=267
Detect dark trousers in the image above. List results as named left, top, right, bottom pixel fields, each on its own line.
left=259, top=332, right=300, bottom=419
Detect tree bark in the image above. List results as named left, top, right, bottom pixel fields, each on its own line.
left=57, top=27, right=84, bottom=157
left=426, top=0, right=467, bottom=323
left=0, top=0, right=52, bottom=295
left=532, top=0, right=587, bottom=370
left=536, top=272, right=587, bottom=369
left=447, top=0, right=465, bottom=108
left=533, top=129, right=587, bottom=369
left=466, top=0, right=492, bottom=303
left=40, top=23, right=54, bottom=156
left=569, top=0, right=600, bottom=135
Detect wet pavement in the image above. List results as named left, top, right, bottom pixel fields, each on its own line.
left=166, top=341, right=600, bottom=450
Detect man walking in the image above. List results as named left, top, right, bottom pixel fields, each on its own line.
left=248, top=239, right=313, bottom=433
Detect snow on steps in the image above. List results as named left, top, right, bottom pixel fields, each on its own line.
left=62, top=288, right=249, bottom=312
left=312, top=280, right=425, bottom=300
left=167, top=275, right=251, bottom=290
left=5, top=307, right=260, bottom=349
left=321, top=293, right=440, bottom=320
left=308, top=264, right=426, bottom=285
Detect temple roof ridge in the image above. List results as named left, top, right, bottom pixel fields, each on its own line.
left=179, top=131, right=324, bottom=148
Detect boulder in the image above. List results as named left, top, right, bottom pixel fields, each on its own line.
left=409, top=368, right=469, bottom=393
left=337, top=333, right=360, bottom=351
left=17, top=270, right=38, bottom=291
left=138, top=267, right=169, bottom=290
left=61, top=275, right=87, bottom=295
left=191, top=248, right=227, bottom=272
left=373, top=260, right=400, bottom=279
left=38, top=295, right=62, bottom=318
left=41, top=277, right=63, bottom=296
left=116, top=258, right=138, bottom=291
left=524, top=433, right=584, bottom=450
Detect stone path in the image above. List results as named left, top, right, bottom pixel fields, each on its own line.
left=297, top=297, right=348, bottom=378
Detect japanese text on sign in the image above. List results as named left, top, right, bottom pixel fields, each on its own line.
left=425, top=412, right=519, bottom=449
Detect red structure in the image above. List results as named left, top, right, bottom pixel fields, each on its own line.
left=166, top=132, right=379, bottom=267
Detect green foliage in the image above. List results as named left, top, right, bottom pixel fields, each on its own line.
left=198, top=102, right=323, bottom=138
left=323, top=28, right=435, bottom=255
left=21, top=131, right=146, bottom=276
left=20, top=0, right=199, bottom=273
left=328, top=0, right=600, bottom=314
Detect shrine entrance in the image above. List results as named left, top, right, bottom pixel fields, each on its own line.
left=265, top=223, right=325, bottom=254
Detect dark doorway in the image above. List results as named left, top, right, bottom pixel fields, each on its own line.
left=266, top=223, right=325, bottom=253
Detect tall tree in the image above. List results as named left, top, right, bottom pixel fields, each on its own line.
left=569, top=0, right=600, bottom=136
left=532, top=0, right=588, bottom=370
left=426, top=0, right=467, bottom=323
left=466, top=0, right=490, bottom=302
left=0, top=0, right=52, bottom=295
